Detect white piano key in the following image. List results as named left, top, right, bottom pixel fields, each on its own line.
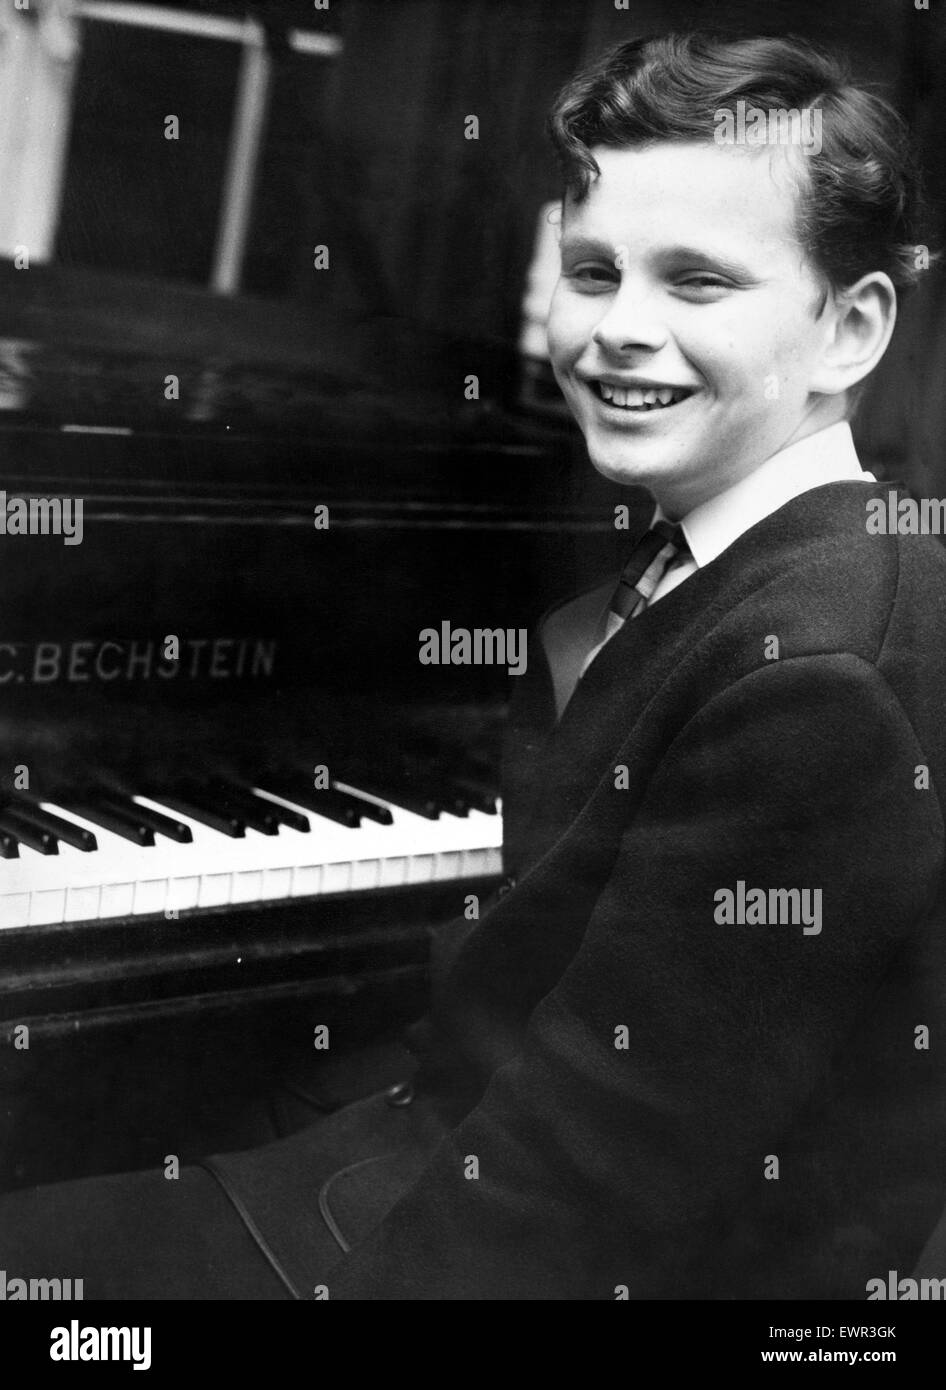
left=198, top=873, right=232, bottom=909
left=0, top=781, right=504, bottom=929
left=66, top=883, right=101, bottom=923
left=261, top=866, right=292, bottom=900
left=379, top=855, right=408, bottom=888
left=291, top=863, right=322, bottom=896
left=133, top=877, right=169, bottom=916
left=351, top=858, right=381, bottom=890
left=0, top=893, right=30, bottom=929
left=29, top=887, right=66, bottom=927
left=101, top=882, right=135, bottom=917
left=317, top=862, right=351, bottom=895
left=168, top=877, right=201, bottom=912
left=406, top=855, right=435, bottom=884
left=232, top=869, right=264, bottom=904
left=433, top=851, right=461, bottom=882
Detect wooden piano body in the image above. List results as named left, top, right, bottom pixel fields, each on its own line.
left=0, top=320, right=634, bottom=1188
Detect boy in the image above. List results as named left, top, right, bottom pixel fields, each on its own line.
left=2, top=30, right=945, bottom=1300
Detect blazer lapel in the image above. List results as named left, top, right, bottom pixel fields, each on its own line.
left=523, top=556, right=729, bottom=866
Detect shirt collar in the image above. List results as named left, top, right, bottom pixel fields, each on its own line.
left=654, top=422, right=875, bottom=570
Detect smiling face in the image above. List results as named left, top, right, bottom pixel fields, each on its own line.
left=547, top=141, right=847, bottom=517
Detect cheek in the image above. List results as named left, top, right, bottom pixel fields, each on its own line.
left=547, top=290, right=597, bottom=365
left=686, top=306, right=805, bottom=398
left=545, top=285, right=567, bottom=357
left=747, top=298, right=819, bottom=374
left=655, top=306, right=750, bottom=389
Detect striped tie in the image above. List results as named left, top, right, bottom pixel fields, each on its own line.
left=608, top=518, right=688, bottom=622
left=556, top=518, right=689, bottom=712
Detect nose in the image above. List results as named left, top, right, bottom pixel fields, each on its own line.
left=591, top=283, right=668, bottom=356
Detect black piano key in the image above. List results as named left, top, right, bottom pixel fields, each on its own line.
left=265, top=782, right=361, bottom=828
left=273, top=778, right=395, bottom=826
left=412, top=785, right=468, bottom=817
left=153, top=793, right=245, bottom=839
left=332, top=771, right=440, bottom=821
left=384, top=757, right=470, bottom=816
left=391, top=761, right=464, bottom=817
left=326, top=785, right=393, bottom=826
left=97, top=795, right=193, bottom=844
left=239, top=788, right=309, bottom=833
left=451, top=776, right=500, bottom=814
left=0, top=811, right=58, bottom=855
left=65, top=800, right=155, bottom=847
left=0, top=831, right=19, bottom=858
left=402, top=732, right=499, bottom=784
left=420, top=776, right=472, bottom=817
left=6, top=798, right=97, bottom=851
left=190, top=783, right=280, bottom=836
left=455, top=766, right=501, bottom=795
left=425, top=746, right=501, bottom=807
left=304, top=794, right=361, bottom=829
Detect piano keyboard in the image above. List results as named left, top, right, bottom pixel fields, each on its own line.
left=0, top=779, right=503, bottom=929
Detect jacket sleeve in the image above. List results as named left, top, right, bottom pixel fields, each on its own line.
left=330, top=654, right=944, bottom=1299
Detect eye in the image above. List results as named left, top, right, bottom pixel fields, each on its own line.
left=675, top=274, right=733, bottom=296
left=565, top=263, right=619, bottom=290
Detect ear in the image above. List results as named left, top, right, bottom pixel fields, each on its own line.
left=810, top=272, right=897, bottom=396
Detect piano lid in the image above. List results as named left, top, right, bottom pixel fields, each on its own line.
left=0, top=261, right=574, bottom=449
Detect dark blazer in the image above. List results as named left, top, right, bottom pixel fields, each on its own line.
left=330, top=479, right=946, bottom=1300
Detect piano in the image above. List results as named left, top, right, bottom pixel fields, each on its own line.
left=0, top=282, right=633, bottom=1186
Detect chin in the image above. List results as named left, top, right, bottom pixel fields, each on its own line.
left=589, top=459, right=645, bottom=489
left=586, top=445, right=661, bottom=492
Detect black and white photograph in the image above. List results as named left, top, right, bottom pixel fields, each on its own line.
left=0, top=0, right=945, bottom=1356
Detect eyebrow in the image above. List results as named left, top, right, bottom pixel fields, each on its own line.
left=658, top=246, right=758, bottom=279
left=558, top=235, right=613, bottom=258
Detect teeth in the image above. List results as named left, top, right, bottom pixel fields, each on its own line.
left=596, top=382, right=689, bottom=410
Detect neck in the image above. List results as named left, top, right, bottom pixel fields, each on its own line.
left=653, top=400, right=851, bottom=521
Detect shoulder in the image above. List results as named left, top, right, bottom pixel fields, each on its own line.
left=643, top=483, right=946, bottom=773
left=715, top=482, right=946, bottom=666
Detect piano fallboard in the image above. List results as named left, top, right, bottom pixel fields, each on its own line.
left=0, top=877, right=500, bottom=1039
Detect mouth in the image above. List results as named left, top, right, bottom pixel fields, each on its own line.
left=588, top=380, right=697, bottom=413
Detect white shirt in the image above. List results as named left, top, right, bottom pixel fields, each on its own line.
left=580, top=421, right=875, bottom=677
